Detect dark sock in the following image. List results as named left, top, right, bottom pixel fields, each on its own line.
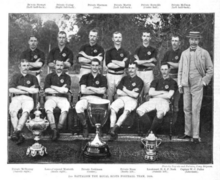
left=150, top=116, right=163, bottom=134
left=57, top=123, right=63, bottom=130
left=77, top=112, right=87, bottom=127
left=50, top=123, right=56, bottom=130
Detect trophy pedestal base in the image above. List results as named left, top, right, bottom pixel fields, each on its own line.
left=144, top=154, right=158, bottom=161
left=26, top=142, right=47, bottom=157
left=83, top=143, right=111, bottom=159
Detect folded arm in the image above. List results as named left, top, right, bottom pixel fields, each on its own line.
left=112, top=58, right=127, bottom=67
left=167, top=62, right=179, bottom=69
left=123, top=87, right=139, bottom=98
left=116, top=89, right=127, bottom=96
left=80, top=85, right=96, bottom=94
left=87, top=87, right=106, bottom=94
left=153, top=90, right=175, bottom=99
left=45, top=88, right=59, bottom=94
left=107, top=62, right=120, bottom=69
left=50, top=85, right=68, bottom=93
left=64, top=58, right=71, bottom=68
left=29, top=59, right=43, bottom=68
left=9, top=88, right=28, bottom=94
left=16, top=85, right=39, bottom=94
left=134, top=57, right=156, bottom=67
left=149, top=88, right=169, bottom=96
left=78, top=51, right=103, bottom=63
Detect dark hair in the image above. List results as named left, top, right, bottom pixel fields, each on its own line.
left=128, top=61, right=138, bottom=67
left=160, top=62, right=170, bottom=68
left=54, top=59, right=64, bottom=64
left=19, top=59, right=29, bottom=66
left=90, top=28, right=99, bottom=35
left=58, top=31, right=67, bottom=37
left=91, top=58, right=100, bottom=65
left=171, top=34, right=181, bottom=41
left=142, top=30, right=151, bottom=36
left=113, top=31, right=122, bottom=37
left=29, top=35, right=38, bottom=40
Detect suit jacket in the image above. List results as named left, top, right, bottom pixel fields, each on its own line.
left=178, top=46, right=213, bottom=87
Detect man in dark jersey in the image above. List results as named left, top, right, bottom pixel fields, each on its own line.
left=136, top=62, right=177, bottom=136
left=77, top=28, right=104, bottom=78
left=75, top=59, right=107, bottom=138
left=47, top=31, right=73, bottom=72
left=44, top=59, right=71, bottom=141
left=133, top=30, right=157, bottom=96
left=9, top=59, right=40, bottom=145
left=105, top=31, right=129, bottom=103
left=109, top=62, right=143, bottom=141
left=20, top=35, right=45, bottom=82
left=161, top=34, right=182, bottom=126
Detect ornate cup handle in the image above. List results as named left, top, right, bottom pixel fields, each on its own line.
left=141, top=138, right=146, bottom=147
left=156, top=138, right=162, bottom=147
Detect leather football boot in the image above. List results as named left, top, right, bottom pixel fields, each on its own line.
left=51, top=129, right=59, bottom=141
left=82, top=126, right=89, bottom=138
left=108, top=125, right=119, bottom=141
left=16, top=132, right=25, bottom=145
left=109, top=133, right=118, bottom=142
left=11, top=131, right=19, bottom=141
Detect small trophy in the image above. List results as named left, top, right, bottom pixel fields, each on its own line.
left=26, top=109, right=49, bottom=157
left=83, top=99, right=111, bottom=159
left=141, top=131, right=162, bottom=161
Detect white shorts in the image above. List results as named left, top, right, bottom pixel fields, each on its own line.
left=44, top=96, right=70, bottom=113
left=137, top=70, right=154, bottom=93
left=137, top=98, right=170, bottom=115
left=75, top=95, right=102, bottom=113
left=111, top=96, right=138, bottom=113
left=106, top=73, right=124, bottom=102
left=9, top=95, right=34, bottom=114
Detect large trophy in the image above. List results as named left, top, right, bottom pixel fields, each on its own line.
left=26, top=109, right=49, bottom=157
left=83, top=99, right=111, bottom=159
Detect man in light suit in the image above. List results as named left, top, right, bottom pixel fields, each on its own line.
left=178, top=31, right=213, bottom=143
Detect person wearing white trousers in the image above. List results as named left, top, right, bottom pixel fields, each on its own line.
left=178, top=31, right=213, bottom=144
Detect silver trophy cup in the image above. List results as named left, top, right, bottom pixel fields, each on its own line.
left=141, top=131, right=162, bottom=161
left=83, top=99, right=111, bottom=158
left=26, top=110, right=49, bottom=157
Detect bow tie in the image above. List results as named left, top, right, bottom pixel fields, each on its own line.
left=190, top=48, right=196, bottom=52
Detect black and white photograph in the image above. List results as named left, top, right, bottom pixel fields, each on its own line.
left=8, top=13, right=214, bottom=164
left=1, top=0, right=220, bottom=179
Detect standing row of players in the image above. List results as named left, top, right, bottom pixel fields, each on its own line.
left=9, top=29, right=213, bottom=144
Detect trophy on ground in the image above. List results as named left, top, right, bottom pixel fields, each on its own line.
left=83, top=99, right=111, bottom=159
left=141, top=131, right=162, bottom=161
left=26, top=109, right=49, bottom=157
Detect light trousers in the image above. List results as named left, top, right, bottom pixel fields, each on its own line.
left=183, top=76, right=203, bottom=138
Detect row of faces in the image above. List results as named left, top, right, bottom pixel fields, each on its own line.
left=28, top=31, right=201, bottom=52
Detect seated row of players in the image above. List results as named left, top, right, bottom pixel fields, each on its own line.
left=9, top=57, right=175, bottom=144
